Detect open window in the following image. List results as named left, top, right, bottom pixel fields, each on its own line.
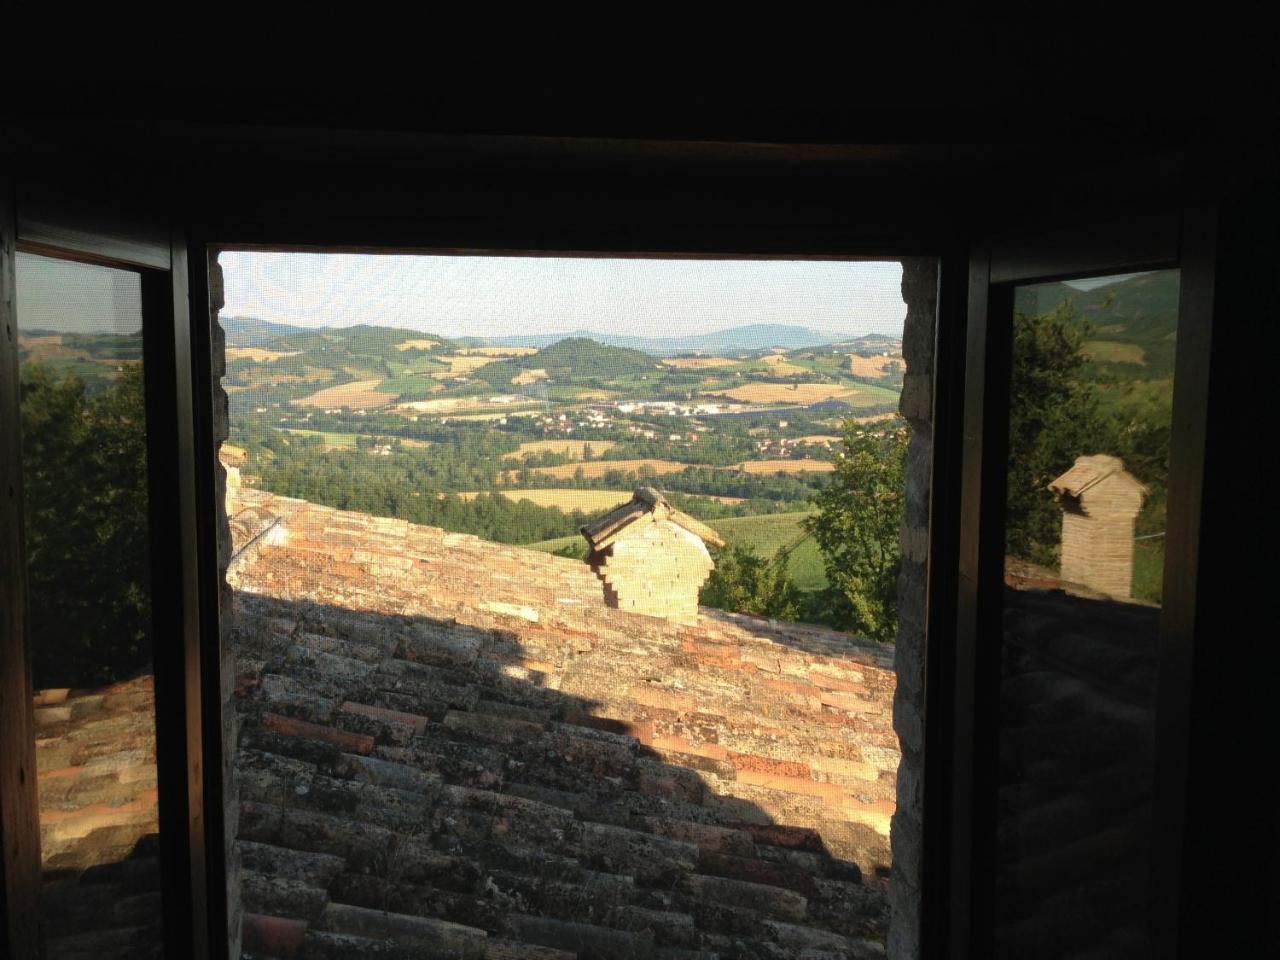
left=208, top=250, right=938, bottom=958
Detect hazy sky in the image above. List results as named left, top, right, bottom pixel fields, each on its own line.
left=218, top=252, right=907, bottom=339
left=17, top=252, right=143, bottom=334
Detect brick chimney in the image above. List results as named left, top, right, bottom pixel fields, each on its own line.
left=581, top=487, right=726, bottom=623
left=1048, top=454, right=1146, bottom=599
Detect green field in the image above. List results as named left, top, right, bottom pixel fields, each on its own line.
left=1132, top=538, right=1164, bottom=605
left=840, top=381, right=901, bottom=408
left=525, top=510, right=828, bottom=592
left=278, top=428, right=358, bottom=447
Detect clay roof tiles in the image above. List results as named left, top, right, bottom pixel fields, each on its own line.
left=224, top=487, right=894, bottom=958
left=38, top=487, right=898, bottom=959
left=1048, top=454, right=1146, bottom=498
left=581, top=487, right=726, bottom=553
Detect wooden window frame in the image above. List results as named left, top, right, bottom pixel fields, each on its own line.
left=942, top=211, right=1215, bottom=959
left=0, top=149, right=224, bottom=960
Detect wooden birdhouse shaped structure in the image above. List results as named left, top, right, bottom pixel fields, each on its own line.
left=1048, top=454, right=1147, bottom=599
left=581, top=487, right=726, bottom=623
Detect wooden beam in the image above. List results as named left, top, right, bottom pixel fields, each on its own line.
left=0, top=133, right=43, bottom=960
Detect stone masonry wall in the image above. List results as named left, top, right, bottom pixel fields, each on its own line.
left=208, top=254, right=244, bottom=959
left=888, top=257, right=938, bottom=960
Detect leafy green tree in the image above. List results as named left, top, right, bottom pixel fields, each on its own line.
left=805, top=423, right=907, bottom=642
left=1005, top=298, right=1112, bottom=565
left=21, top=362, right=151, bottom=688
left=701, top=544, right=802, bottom=620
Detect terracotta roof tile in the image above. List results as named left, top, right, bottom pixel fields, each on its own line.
left=223, top=488, right=898, bottom=957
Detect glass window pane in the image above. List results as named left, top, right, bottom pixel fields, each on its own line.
left=996, top=269, right=1178, bottom=958
left=16, top=252, right=164, bottom=959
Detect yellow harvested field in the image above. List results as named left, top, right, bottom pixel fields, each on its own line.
left=226, top=347, right=302, bottom=362
left=512, top=368, right=549, bottom=385
left=458, top=489, right=742, bottom=510
left=431, top=355, right=500, bottom=378
left=735, top=459, right=835, bottom=474
left=758, top=355, right=809, bottom=375
left=713, top=383, right=858, bottom=404
left=293, top=379, right=398, bottom=409
left=502, top=439, right=618, bottom=461
left=457, top=489, right=636, bottom=511
left=20, top=334, right=61, bottom=347
left=18, top=334, right=93, bottom=362
left=795, top=434, right=842, bottom=444
left=848, top=354, right=903, bottom=378
left=456, top=346, right=538, bottom=357
left=394, top=338, right=440, bottom=351
left=1082, top=340, right=1146, bottom=364
left=527, top=459, right=695, bottom=480
left=662, top=356, right=736, bottom=369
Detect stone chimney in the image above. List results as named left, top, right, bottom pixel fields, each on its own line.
left=1048, top=454, right=1146, bottom=599
left=219, top=444, right=248, bottom=490
left=581, top=487, right=726, bottom=623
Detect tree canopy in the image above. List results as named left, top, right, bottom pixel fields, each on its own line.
left=700, top=544, right=802, bottom=621
left=21, top=362, right=152, bottom=688
left=805, top=423, right=907, bottom=643
left=1004, top=298, right=1114, bottom=565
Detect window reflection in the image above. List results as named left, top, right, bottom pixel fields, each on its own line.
left=17, top=252, right=164, bottom=959
left=996, top=269, right=1178, bottom=958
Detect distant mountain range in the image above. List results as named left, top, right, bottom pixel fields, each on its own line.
left=221, top=317, right=313, bottom=346
left=222, top=317, right=897, bottom=356
left=478, top=323, right=890, bottom=356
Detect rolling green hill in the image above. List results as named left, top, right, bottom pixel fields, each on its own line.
left=475, top=337, right=659, bottom=387
left=1015, top=270, right=1179, bottom=378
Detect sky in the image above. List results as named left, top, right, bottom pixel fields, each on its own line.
left=1063, top=271, right=1152, bottom=291
left=17, top=253, right=143, bottom=334
left=217, top=252, right=907, bottom=340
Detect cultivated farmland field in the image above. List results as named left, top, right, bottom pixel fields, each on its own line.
left=511, top=368, right=549, bottom=385
left=430, top=355, right=500, bottom=378
left=662, top=356, right=737, bottom=369
left=293, top=379, right=399, bottom=409
left=502, top=439, right=618, bottom=460
left=847, top=354, right=902, bottom=378
left=795, top=435, right=842, bottom=445
left=735, top=459, right=835, bottom=474
left=712, top=382, right=859, bottom=404
left=1082, top=340, right=1146, bottom=364
left=457, top=489, right=636, bottom=511
left=226, top=347, right=302, bottom=362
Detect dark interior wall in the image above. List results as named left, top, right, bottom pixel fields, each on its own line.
left=185, top=129, right=972, bottom=255
left=1165, top=156, right=1279, bottom=958
left=6, top=112, right=1277, bottom=959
